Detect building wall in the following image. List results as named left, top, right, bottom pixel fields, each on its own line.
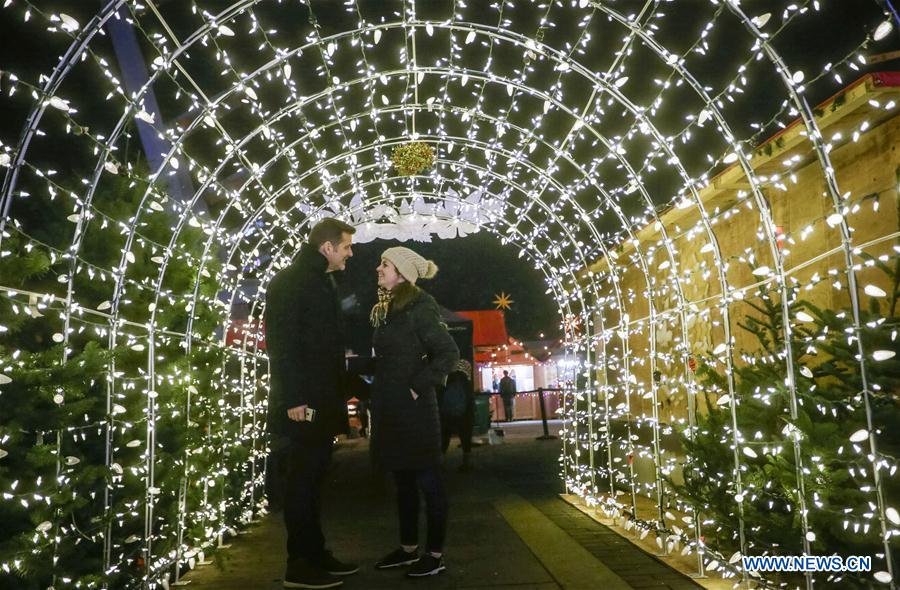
left=591, top=106, right=900, bottom=426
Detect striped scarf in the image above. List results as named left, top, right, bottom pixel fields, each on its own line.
left=369, top=287, right=394, bottom=327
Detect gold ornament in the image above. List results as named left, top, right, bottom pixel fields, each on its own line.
left=391, top=141, right=435, bottom=176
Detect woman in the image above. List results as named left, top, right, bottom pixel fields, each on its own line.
left=369, top=246, right=459, bottom=578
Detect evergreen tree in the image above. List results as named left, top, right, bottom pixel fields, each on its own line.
left=0, top=168, right=250, bottom=589
left=675, top=257, right=900, bottom=588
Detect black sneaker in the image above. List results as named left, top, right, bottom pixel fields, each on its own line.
left=406, top=554, right=446, bottom=577
left=283, top=558, right=343, bottom=589
left=314, top=550, right=359, bottom=576
left=374, top=547, right=419, bottom=569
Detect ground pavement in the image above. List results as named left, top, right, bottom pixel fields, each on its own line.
left=181, top=420, right=702, bottom=590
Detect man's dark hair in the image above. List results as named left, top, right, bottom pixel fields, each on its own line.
left=309, top=217, right=356, bottom=248
left=503, top=370, right=509, bottom=376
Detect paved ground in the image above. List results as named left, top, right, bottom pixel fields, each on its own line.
left=181, top=421, right=702, bottom=590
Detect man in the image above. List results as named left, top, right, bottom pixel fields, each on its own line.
left=265, top=218, right=356, bottom=589
left=440, top=360, right=475, bottom=471
left=499, top=370, right=516, bottom=423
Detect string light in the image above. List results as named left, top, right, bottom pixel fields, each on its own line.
left=0, top=1, right=897, bottom=588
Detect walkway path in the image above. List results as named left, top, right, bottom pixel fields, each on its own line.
left=181, top=421, right=702, bottom=590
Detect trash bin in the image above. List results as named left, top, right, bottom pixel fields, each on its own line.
left=473, top=393, right=492, bottom=435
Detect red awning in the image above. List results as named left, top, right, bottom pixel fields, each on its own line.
left=456, top=310, right=508, bottom=346
left=226, top=319, right=266, bottom=350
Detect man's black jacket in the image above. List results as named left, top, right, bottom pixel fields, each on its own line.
left=265, top=243, right=349, bottom=442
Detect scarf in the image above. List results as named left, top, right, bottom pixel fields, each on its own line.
left=369, top=287, right=394, bottom=327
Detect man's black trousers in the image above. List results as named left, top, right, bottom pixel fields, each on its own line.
left=283, top=436, right=334, bottom=561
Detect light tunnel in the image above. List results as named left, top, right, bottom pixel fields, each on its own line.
left=0, top=0, right=898, bottom=588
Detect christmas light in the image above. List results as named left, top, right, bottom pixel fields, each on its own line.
left=0, top=1, right=898, bottom=588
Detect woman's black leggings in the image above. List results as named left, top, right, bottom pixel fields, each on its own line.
left=392, top=467, right=448, bottom=553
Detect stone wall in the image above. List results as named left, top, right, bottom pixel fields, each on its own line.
left=588, top=81, right=900, bottom=427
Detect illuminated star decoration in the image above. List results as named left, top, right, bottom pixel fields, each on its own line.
left=493, top=291, right=514, bottom=310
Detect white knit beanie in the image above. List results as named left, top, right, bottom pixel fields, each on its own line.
left=381, top=247, right=438, bottom=285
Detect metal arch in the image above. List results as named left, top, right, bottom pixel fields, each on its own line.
left=0, top=0, right=129, bottom=222
left=583, top=6, right=824, bottom=578
left=202, top=174, right=596, bottom=409
left=146, top=131, right=616, bottom=341
left=166, top=1, right=351, bottom=211
left=130, top=59, right=712, bottom=366
left=2, top=3, right=823, bottom=336
left=462, top=0, right=672, bottom=518
left=49, top=6, right=772, bottom=258
left=140, top=149, right=604, bottom=573
left=722, top=3, right=895, bottom=585
left=188, top=152, right=610, bottom=344
left=5, top=0, right=712, bottom=560
left=213, top=189, right=583, bottom=530
left=175, top=119, right=688, bottom=532
left=16, top=9, right=753, bottom=443
left=183, top=160, right=594, bottom=351
left=78, top=39, right=740, bottom=564
left=0, top=1, right=884, bottom=588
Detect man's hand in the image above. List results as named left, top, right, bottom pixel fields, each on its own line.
left=287, top=405, right=308, bottom=421
left=409, top=388, right=418, bottom=401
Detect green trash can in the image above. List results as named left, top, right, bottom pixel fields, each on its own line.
left=473, top=393, right=492, bottom=435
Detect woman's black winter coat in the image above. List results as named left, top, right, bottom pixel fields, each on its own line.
left=371, top=289, right=460, bottom=471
